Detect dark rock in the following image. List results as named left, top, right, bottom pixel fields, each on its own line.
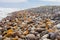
left=35, top=28, right=46, bottom=33
left=47, top=32, right=57, bottom=40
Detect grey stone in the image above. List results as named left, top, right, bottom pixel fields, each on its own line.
left=26, top=34, right=35, bottom=40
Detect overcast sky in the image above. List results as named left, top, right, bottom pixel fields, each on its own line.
left=0, top=0, right=60, bottom=9
left=0, top=0, right=60, bottom=20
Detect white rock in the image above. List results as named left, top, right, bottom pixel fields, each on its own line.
left=56, top=24, right=60, bottom=29
left=42, top=34, right=49, bottom=38
left=22, top=22, right=26, bottom=24
left=50, top=20, right=55, bottom=23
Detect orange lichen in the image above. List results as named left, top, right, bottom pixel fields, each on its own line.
left=48, top=29, right=54, bottom=32
left=45, top=19, right=53, bottom=30
left=7, top=29, right=13, bottom=34
left=4, top=29, right=14, bottom=37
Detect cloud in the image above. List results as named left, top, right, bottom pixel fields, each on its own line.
left=0, top=8, right=20, bottom=18
left=0, top=0, right=28, bottom=3
left=0, top=8, right=20, bottom=13
left=41, top=0, right=60, bottom=2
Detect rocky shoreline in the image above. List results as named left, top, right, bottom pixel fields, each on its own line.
left=0, top=6, right=60, bottom=40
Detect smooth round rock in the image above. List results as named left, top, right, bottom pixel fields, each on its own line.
left=26, top=34, right=35, bottom=40
left=35, top=28, right=45, bottom=33
left=56, top=24, right=60, bottom=29
left=48, top=32, right=57, bottom=40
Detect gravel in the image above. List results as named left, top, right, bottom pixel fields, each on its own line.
left=0, top=9, right=60, bottom=40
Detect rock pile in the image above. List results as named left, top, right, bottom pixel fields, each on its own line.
left=0, top=10, right=60, bottom=40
